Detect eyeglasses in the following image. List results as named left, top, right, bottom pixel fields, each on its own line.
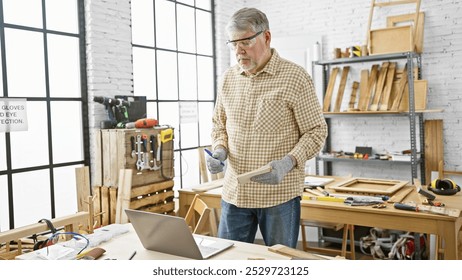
left=226, top=31, right=264, bottom=50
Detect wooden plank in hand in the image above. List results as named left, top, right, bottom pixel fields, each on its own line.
left=333, top=66, right=350, bottom=112
left=358, top=69, right=369, bottom=111
left=379, top=62, right=397, bottom=111
left=370, top=62, right=389, bottom=111
left=348, top=81, right=360, bottom=111
left=237, top=165, right=272, bottom=184
left=323, top=67, right=339, bottom=112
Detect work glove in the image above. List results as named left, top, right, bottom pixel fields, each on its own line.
left=206, top=147, right=227, bottom=174
left=250, top=155, right=294, bottom=185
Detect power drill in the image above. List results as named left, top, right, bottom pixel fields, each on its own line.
left=93, top=96, right=130, bottom=129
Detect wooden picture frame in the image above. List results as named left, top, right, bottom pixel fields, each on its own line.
left=327, top=178, right=408, bottom=195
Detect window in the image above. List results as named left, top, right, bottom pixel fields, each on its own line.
left=131, top=0, right=216, bottom=191
left=0, top=0, right=88, bottom=230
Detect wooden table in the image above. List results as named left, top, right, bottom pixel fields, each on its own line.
left=178, top=180, right=462, bottom=260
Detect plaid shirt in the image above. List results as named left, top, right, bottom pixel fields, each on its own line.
left=212, top=49, right=327, bottom=208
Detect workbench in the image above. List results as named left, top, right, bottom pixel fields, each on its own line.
left=178, top=178, right=462, bottom=260
left=15, top=223, right=292, bottom=260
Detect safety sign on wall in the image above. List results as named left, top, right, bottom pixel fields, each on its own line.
left=0, top=98, right=28, bottom=132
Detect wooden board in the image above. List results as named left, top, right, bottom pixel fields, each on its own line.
left=387, top=186, right=413, bottom=203
left=328, top=177, right=408, bottom=195
left=425, top=120, right=444, bottom=184
left=362, top=64, right=379, bottom=111
left=323, top=67, right=339, bottom=112
left=379, top=62, right=396, bottom=111
left=237, top=165, right=272, bottom=184
left=398, top=79, right=428, bottom=111
left=348, top=81, right=359, bottom=111
left=115, top=169, right=133, bottom=224
left=390, top=64, right=409, bottom=111
left=369, top=25, right=414, bottom=55
left=387, top=12, right=425, bottom=53
left=333, top=66, right=350, bottom=112
left=192, top=178, right=224, bottom=192
left=75, top=166, right=91, bottom=212
left=369, top=62, right=389, bottom=111
left=268, top=244, right=337, bottom=260
left=358, top=69, right=369, bottom=111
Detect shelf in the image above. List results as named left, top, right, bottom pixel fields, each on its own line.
left=315, top=52, right=420, bottom=65
left=322, top=109, right=443, bottom=118
left=317, top=156, right=422, bottom=165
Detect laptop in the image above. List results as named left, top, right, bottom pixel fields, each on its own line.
left=125, top=209, right=234, bottom=259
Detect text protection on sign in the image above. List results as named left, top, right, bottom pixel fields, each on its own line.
left=0, top=98, right=28, bottom=132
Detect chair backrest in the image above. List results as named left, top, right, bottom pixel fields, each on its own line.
left=184, top=194, right=217, bottom=236
left=198, top=146, right=224, bottom=183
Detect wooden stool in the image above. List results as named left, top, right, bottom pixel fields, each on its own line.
left=300, top=220, right=356, bottom=259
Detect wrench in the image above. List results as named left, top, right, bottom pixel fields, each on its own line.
left=149, top=134, right=161, bottom=170
left=141, top=135, right=151, bottom=170
left=135, top=135, right=143, bottom=171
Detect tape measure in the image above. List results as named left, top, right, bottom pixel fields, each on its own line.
left=160, top=128, right=173, bottom=143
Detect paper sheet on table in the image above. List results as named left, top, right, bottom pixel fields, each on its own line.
left=304, top=176, right=334, bottom=186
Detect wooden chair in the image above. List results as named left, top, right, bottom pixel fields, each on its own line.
left=184, top=194, right=218, bottom=237
left=300, top=220, right=356, bottom=259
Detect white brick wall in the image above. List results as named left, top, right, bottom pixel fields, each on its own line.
left=215, top=0, right=462, bottom=181
left=85, top=0, right=133, bottom=184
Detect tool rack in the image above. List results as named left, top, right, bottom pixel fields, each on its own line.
left=314, top=52, right=427, bottom=185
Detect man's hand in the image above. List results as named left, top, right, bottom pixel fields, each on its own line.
left=250, top=155, right=294, bottom=185
left=206, top=147, right=227, bottom=174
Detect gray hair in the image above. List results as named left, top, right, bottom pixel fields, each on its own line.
left=226, top=7, right=270, bottom=34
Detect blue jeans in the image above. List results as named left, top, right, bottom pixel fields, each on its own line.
left=217, top=197, right=300, bottom=248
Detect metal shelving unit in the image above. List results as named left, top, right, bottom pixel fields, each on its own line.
left=314, top=52, right=426, bottom=185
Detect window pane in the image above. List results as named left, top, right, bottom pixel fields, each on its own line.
left=13, top=170, right=51, bottom=228
left=158, top=102, right=179, bottom=149
left=177, top=0, right=194, bottom=6
left=198, top=102, right=214, bottom=146
left=197, top=56, right=214, bottom=100
left=131, top=0, right=154, bottom=46
left=48, top=34, right=81, bottom=97
left=196, top=0, right=211, bottom=11
left=179, top=149, right=200, bottom=188
left=157, top=51, right=178, bottom=100
left=0, top=134, right=6, bottom=170
left=51, top=101, right=83, bottom=164
left=180, top=123, right=199, bottom=149
left=54, top=165, right=80, bottom=217
left=3, top=0, right=43, bottom=28
left=146, top=102, right=158, bottom=120
left=177, top=5, right=195, bottom=53
left=196, top=10, right=213, bottom=55
left=0, top=175, right=8, bottom=231
left=10, top=101, right=49, bottom=169
left=45, top=0, right=79, bottom=33
left=0, top=46, right=3, bottom=97
left=5, top=29, right=46, bottom=97
left=178, top=53, right=197, bottom=100
left=155, top=0, right=176, bottom=50
left=133, top=47, right=157, bottom=99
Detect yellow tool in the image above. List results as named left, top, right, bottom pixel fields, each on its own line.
left=160, top=128, right=173, bottom=143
